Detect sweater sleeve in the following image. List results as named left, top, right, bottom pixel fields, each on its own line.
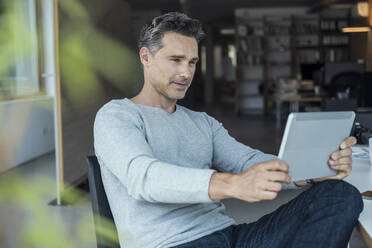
left=205, top=114, right=298, bottom=189
left=94, top=103, right=216, bottom=204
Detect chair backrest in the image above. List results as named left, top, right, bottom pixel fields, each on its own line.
left=328, top=71, right=363, bottom=101
left=322, top=98, right=357, bottom=111
left=86, top=156, right=120, bottom=248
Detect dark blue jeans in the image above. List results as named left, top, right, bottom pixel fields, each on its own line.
left=173, top=180, right=363, bottom=248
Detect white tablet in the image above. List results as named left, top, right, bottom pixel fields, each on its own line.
left=278, top=111, right=355, bottom=181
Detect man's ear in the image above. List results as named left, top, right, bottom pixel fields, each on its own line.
left=139, top=47, right=152, bottom=67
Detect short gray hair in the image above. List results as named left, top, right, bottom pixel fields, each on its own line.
left=138, top=12, right=205, bottom=54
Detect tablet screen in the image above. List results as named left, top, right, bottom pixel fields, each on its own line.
left=278, top=111, right=355, bottom=181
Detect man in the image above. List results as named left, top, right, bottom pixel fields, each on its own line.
left=94, top=12, right=363, bottom=248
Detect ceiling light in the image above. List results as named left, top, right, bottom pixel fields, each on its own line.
left=342, top=27, right=371, bottom=32
left=357, top=2, right=369, bottom=17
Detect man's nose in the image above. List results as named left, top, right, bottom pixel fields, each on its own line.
left=178, top=64, right=193, bottom=79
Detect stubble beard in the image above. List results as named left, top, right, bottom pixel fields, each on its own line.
left=170, top=78, right=191, bottom=99
left=152, top=81, right=188, bottom=101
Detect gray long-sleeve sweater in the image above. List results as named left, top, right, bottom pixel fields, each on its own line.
left=94, top=98, right=290, bottom=248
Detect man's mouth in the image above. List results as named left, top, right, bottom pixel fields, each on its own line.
left=172, top=81, right=188, bottom=88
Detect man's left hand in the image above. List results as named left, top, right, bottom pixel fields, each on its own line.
left=320, top=136, right=357, bottom=180
left=294, top=136, right=357, bottom=186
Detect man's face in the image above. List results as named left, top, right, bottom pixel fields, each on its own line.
left=141, top=32, right=199, bottom=101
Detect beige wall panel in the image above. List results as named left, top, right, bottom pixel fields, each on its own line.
left=58, top=0, right=142, bottom=185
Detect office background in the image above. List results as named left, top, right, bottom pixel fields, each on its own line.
left=0, top=0, right=371, bottom=247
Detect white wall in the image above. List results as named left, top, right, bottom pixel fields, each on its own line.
left=0, top=96, right=55, bottom=173
left=13, top=0, right=40, bottom=97
left=41, top=0, right=57, bottom=97
left=0, top=0, right=56, bottom=175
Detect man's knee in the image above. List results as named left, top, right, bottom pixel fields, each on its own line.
left=314, top=180, right=363, bottom=219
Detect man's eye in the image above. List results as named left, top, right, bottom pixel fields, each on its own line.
left=189, top=61, right=196, bottom=65
left=172, top=59, right=180, bottom=62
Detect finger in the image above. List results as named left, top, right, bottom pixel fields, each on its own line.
left=293, top=180, right=308, bottom=187
left=312, top=177, right=329, bottom=183
left=330, top=148, right=352, bottom=160
left=320, top=168, right=350, bottom=181
left=260, top=190, right=278, bottom=200
left=266, top=171, right=291, bottom=184
left=340, top=136, right=357, bottom=149
left=262, top=160, right=289, bottom=173
left=332, top=171, right=349, bottom=180
left=262, top=182, right=283, bottom=192
left=329, top=156, right=352, bottom=166
left=314, top=174, right=342, bottom=181
left=314, top=171, right=347, bottom=181
left=330, top=163, right=352, bottom=174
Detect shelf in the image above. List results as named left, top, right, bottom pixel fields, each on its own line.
left=321, top=44, right=348, bottom=48
left=266, top=62, right=292, bottom=66
left=321, top=17, right=349, bottom=21
left=240, top=79, right=262, bottom=83
left=265, top=18, right=291, bottom=23
left=239, top=64, right=264, bottom=67
left=299, top=60, right=319, bottom=64
left=293, top=33, right=319, bottom=36
left=266, top=34, right=291, bottom=37
left=243, top=50, right=264, bottom=52
left=244, top=35, right=265, bottom=38
left=320, top=31, right=349, bottom=35
left=295, top=46, right=319, bottom=49
left=241, top=78, right=263, bottom=81
left=293, top=17, right=319, bottom=21
left=238, top=93, right=262, bottom=97
left=236, top=17, right=264, bottom=22
left=266, top=49, right=291, bottom=53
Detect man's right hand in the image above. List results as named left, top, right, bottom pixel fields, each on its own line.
left=209, top=159, right=291, bottom=202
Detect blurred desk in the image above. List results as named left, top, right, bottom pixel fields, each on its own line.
left=357, top=200, right=372, bottom=248
left=345, top=157, right=372, bottom=247
left=275, top=95, right=322, bottom=128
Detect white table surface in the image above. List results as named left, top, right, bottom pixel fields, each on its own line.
left=345, top=156, right=372, bottom=238
left=359, top=200, right=372, bottom=240
left=345, top=158, right=372, bottom=193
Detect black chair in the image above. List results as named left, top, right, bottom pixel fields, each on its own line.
left=361, top=72, right=372, bottom=107
left=328, top=71, right=363, bottom=104
left=86, top=156, right=120, bottom=248
left=322, top=98, right=358, bottom=111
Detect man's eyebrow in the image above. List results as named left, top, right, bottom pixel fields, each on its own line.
left=169, top=55, right=199, bottom=61
left=169, top=55, right=186, bottom=59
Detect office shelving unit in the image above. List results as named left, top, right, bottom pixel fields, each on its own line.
left=234, top=9, right=350, bottom=115
left=292, top=15, right=320, bottom=67
left=264, top=16, right=293, bottom=114
left=292, top=10, right=350, bottom=64
left=235, top=18, right=265, bottom=114
left=319, top=9, right=350, bottom=63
